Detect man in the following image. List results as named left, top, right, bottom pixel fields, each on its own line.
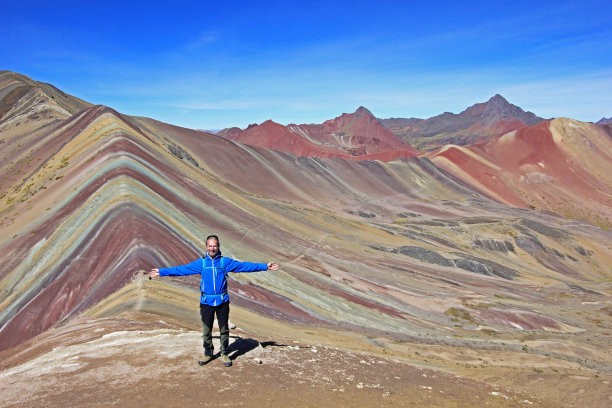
left=149, top=234, right=279, bottom=367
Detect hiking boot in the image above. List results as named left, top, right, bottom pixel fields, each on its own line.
left=198, top=354, right=214, bottom=366
left=221, top=354, right=232, bottom=367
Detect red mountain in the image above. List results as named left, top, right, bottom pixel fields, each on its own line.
left=430, top=118, right=612, bottom=228
left=223, top=106, right=418, bottom=161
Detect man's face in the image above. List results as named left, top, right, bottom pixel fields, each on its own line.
left=206, top=239, right=220, bottom=258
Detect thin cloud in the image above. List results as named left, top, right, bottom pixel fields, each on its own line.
left=164, top=99, right=271, bottom=110
left=184, top=32, right=218, bottom=51
left=500, top=71, right=612, bottom=121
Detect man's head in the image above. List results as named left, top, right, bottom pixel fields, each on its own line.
left=206, top=235, right=220, bottom=258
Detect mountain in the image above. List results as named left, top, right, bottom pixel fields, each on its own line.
left=215, top=126, right=242, bottom=138
left=222, top=106, right=419, bottom=161
left=596, top=116, right=612, bottom=124
left=430, top=119, right=612, bottom=229
left=0, top=72, right=611, bottom=407
left=381, top=94, right=546, bottom=151
left=0, top=70, right=91, bottom=126
left=218, top=95, right=543, bottom=157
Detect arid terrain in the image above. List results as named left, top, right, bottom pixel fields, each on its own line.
left=1, top=71, right=610, bottom=407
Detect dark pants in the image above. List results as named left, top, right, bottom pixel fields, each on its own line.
left=199, top=302, right=230, bottom=356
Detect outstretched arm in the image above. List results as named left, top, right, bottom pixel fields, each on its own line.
left=224, top=258, right=279, bottom=273
left=152, top=259, right=202, bottom=277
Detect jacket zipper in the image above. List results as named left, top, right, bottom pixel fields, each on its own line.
left=212, top=257, right=217, bottom=305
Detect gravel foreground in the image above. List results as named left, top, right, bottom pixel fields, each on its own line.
left=0, top=317, right=567, bottom=408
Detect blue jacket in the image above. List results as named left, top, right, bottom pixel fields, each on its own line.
left=159, top=251, right=268, bottom=306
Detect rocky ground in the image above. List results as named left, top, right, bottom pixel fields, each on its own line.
left=1, top=310, right=608, bottom=408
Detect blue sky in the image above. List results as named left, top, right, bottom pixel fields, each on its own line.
left=2, top=0, right=611, bottom=129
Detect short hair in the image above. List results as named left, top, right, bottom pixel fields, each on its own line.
left=206, top=235, right=220, bottom=245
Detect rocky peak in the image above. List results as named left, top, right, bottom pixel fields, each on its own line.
left=354, top=106, right=375, bottom=118
left=596, top=117, right=612, bottom=124
left=466, top=94, right=544, bottom=126
left=216, top=127, right=242, bottom=138
left=465, top=94, right=509, bottom=115
left=488, top=93, right=509, bottom=104
left=257, top=119, right=288, bottom=132
left=483, top=94, right=513, bottom=114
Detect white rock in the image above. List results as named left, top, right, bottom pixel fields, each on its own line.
left=491, top=392, right=509, bottom=399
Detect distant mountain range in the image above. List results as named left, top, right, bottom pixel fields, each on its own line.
left=218, top=106, right=419, bottom=161
left=381, top=94, right=546, bottom=150
left=219, top=94, right=549, bottom=158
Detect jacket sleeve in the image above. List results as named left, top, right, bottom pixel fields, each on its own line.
left=223, top=257, right=268, bottom=273
left=159, top=258, right=202, bottom=276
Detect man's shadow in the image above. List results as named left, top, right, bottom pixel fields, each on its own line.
left=212, top=335, right=286, bottom=361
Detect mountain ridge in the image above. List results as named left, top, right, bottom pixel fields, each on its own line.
left=224, top=105, right=419, bottom=160
left=380, top=94, right=547, bottom=150
left=220, top=94, right=547, bottom=156
left=597, top=116, right=612, bottom=124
